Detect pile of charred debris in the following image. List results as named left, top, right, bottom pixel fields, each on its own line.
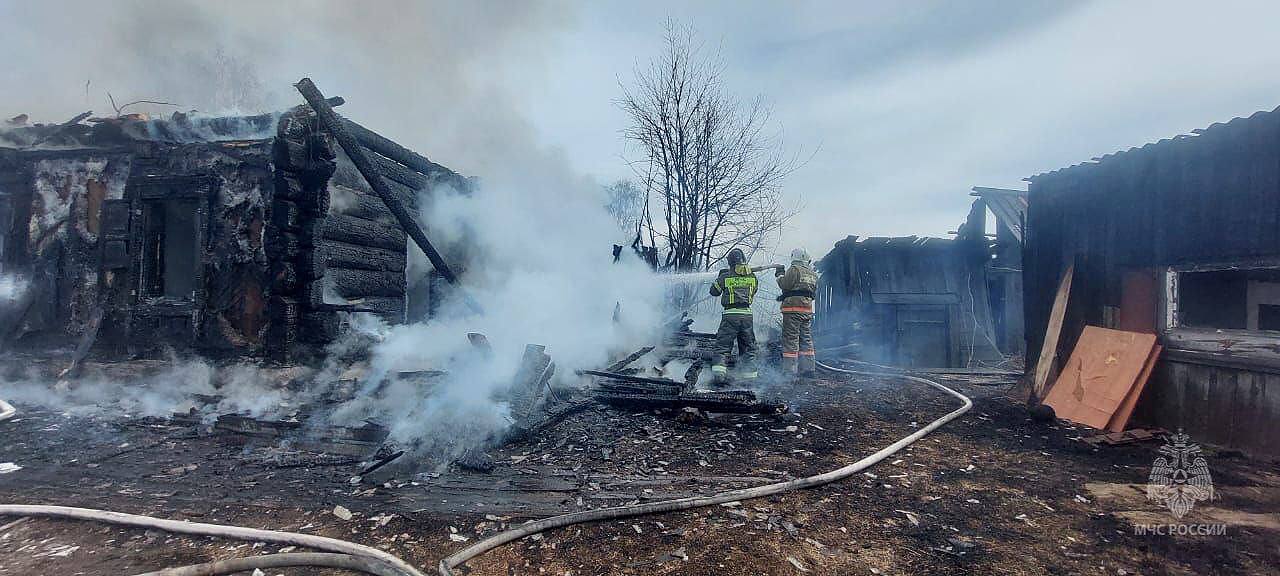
left=147, top=318, right=787, bottom=479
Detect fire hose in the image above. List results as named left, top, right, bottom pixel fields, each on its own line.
left=131, top=552, right=400, bottom=576
left=0, top=505, right=425, bottom=576
left=0, top=364, right=970, bottom=576
left=437, top=362, right=972, bottom=575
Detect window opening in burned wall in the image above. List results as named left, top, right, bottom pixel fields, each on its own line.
left=127, top=174, right=214, bottom=309
left=1165, top=264, right=1280, bottom=333
left=140, top=198, right=199, bottom=300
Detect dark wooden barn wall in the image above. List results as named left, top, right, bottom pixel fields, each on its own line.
left=816, top=236, right=859, bottom=337
left=1137, top=360, right=1280, bottom=459
left=1025, top=109, right=1280, bottom=370
left=1024, top=108, right=1280, bottom=456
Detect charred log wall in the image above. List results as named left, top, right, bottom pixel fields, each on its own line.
left=266, top=112, right=338, bottom=360
left=0, top=141, right=283, bottom=359
left=117, top=141, right=277, bottom=357
left=0, top=149, right=132, bottom=350
left=319, top=149, right=409, bottom=324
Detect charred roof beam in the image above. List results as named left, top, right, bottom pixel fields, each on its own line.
left=294, top=78, right=459, bottom=284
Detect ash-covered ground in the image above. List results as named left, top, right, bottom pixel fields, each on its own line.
left=1, top=366, right=1277, bottom=576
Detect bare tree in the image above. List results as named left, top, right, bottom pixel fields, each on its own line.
left=603, top=179, right=644, bottom=236
left=620, top=21, right=798, bottom=272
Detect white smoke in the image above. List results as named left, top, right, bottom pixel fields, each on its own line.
left=0, top=0, right=575, bottom=178
left=321, top=153, right=667, bottom=464
left=0, top=273, right=28, bottom=305
left=0, top=356, right=306, bottom=422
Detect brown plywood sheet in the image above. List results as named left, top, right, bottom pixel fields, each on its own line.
left=1106, top=344, right=1161, bottom=432
left=1043, top=326, right=1157, bottom=429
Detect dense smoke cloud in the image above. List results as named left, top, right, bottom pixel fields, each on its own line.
left=0, top=0, right=575, bottom=176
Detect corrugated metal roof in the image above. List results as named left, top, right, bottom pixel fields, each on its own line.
left=971, top=187, right=1027, bottom=243
left=1026, top=105, right=1280, bottom=181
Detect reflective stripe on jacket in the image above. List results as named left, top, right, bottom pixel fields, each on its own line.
left=710, top=264, right=758, bottom=313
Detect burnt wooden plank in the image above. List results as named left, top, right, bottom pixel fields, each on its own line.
left=329, top=183, right=395, bottom=222
left=340, top=116, right=467, bottom=189
left=298, top=310, right=341, bottom=343
left=327, top=267, right=406, bottom=298
left=319, top=213, right=406, bottom=252
left=321, top=239, right=406, bottom=272
left=369, top=152, right=431, bottom=192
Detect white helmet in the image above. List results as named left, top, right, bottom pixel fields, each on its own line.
left=791, top=248, right=810, bottom=263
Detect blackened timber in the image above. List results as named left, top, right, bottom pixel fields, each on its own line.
left=505, top=399, right=592, bottom=443
left=299, top=311, right=341, bottom=343
left=594, top=389, right=785, bottom=415
left=606, top=346, right=655, bottom=372
left=510, top=345, right=553, bottom=424
left=332, top=296, right=404, bottom=318
left=330, top=154, right=418, bottom=210
left=297, top=250, right=327, bottom=280
left=577, top=369, right=683, bottom=387
left=274, top=264, right=301, bottom=293
left=594, top=378, right=683, bottom=396
left=329, top=184, right=396, bottom=222
left=295, top=78, right=459, bottom=283
left=274, top=173, right=328, bottom=214
left=303, top=279, right=405, bottom=317
left=322, top=240, right=406, bottom=272
left=319, top=214, right=406, bottom=251
left=340, top=116, right=461, bottom=183
left=32, top=111, right=93, bottom=146
left=270, top=200, right=305, bottom=231
left=327, top=268, right=406, bottom=298
left=369, top=152, right=430, bottom=192
left=266, top=231, right=305, bottom=260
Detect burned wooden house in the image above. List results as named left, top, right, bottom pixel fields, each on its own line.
left=1024, top=105, right=1280, bottom=458
left=0, top=97, right=468, bottom=362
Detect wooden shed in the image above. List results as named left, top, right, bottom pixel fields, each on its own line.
left=1024, top=105, right=1280, bottom=458
left=816, top=235, right=1003, bottom=368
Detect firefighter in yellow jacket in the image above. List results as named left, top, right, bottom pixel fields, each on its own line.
left=775, top=248, right=818, bottom=377
left=709, top=248, right=758, bottom=382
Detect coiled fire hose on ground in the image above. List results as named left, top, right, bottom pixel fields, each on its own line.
left=0, top=363, right=971, bottom=576
left=436, top=361, right=972, bottom=575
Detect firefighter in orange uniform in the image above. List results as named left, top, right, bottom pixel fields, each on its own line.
left=775, top=248, right=818, bottom=378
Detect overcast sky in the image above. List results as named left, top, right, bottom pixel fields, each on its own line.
left=6, top=0, right=1280, bottom=257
